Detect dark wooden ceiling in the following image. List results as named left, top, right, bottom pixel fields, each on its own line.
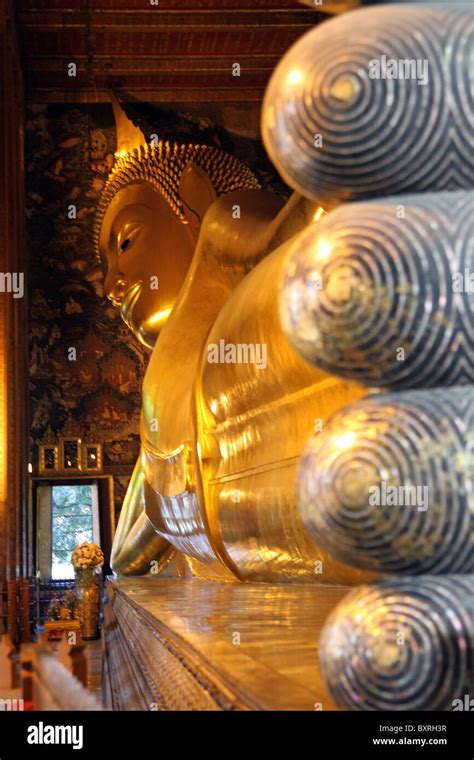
left=16, top=0, right=325, bottom=103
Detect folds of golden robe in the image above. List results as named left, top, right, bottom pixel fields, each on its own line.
left=139, top=196, right=369, bottom=583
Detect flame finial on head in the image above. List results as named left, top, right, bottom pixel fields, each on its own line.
left=110, top=91, right=147, bottom=156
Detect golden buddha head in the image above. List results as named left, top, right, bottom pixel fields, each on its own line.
left=94, top=96, right=261, bottom=349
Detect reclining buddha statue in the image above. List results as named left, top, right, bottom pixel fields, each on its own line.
left=95, top=92, right=367, bottom=584
left=95, top=0, right=473, bottom=710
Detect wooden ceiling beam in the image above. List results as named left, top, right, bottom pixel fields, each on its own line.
left=19, top=0, right=303, bottom=8
left=22, top=55, right=280, bottom=72
left=22, top=31, right=305, bottom=57
left=16, top=1, right=326, bottom=104
left=25, top=87, right=267, bottom=103
left=25, top=70, right=272, bottom=87
left=18, top=8, right=318, bottom=30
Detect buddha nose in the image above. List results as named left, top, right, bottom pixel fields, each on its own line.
left=106, top=276, right=127, bottom=307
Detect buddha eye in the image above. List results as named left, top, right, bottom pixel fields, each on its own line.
left=118, top=224, right=140, bottom=255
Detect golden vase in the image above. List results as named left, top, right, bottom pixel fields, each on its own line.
left=75, top=569, right=101, bottom=640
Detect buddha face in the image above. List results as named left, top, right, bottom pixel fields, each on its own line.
left=98, top=181, right=196, bottom=349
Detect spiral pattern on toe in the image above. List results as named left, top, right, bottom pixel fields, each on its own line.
left=299, top=386, right=474, bottom=575
left=319, top=576, right=474, bottom=711
left=280, top=191, right=474, bottom=389
left=262, top=5, right=474, bottom=204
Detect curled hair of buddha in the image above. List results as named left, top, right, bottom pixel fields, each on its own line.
left=93, top=141, right=261, bottom=260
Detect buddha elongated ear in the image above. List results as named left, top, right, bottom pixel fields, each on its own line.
left=178, top=162, right=217, bottom=240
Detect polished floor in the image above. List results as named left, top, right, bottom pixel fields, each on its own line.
left=110, top=578, right=350, bottom=710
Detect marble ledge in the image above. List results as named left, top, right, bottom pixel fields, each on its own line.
left=103, top=577, right=349, bottom=711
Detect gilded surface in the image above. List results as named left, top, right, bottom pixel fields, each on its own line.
left=97, top=98, right=366, bottom=582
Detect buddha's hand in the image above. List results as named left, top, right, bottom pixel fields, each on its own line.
left=262, top=1, right=473, bottom=710
left=111, top=454, right=174, bottom=576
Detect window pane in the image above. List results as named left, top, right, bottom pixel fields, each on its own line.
left=51, top=484, right=96, bottom=579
